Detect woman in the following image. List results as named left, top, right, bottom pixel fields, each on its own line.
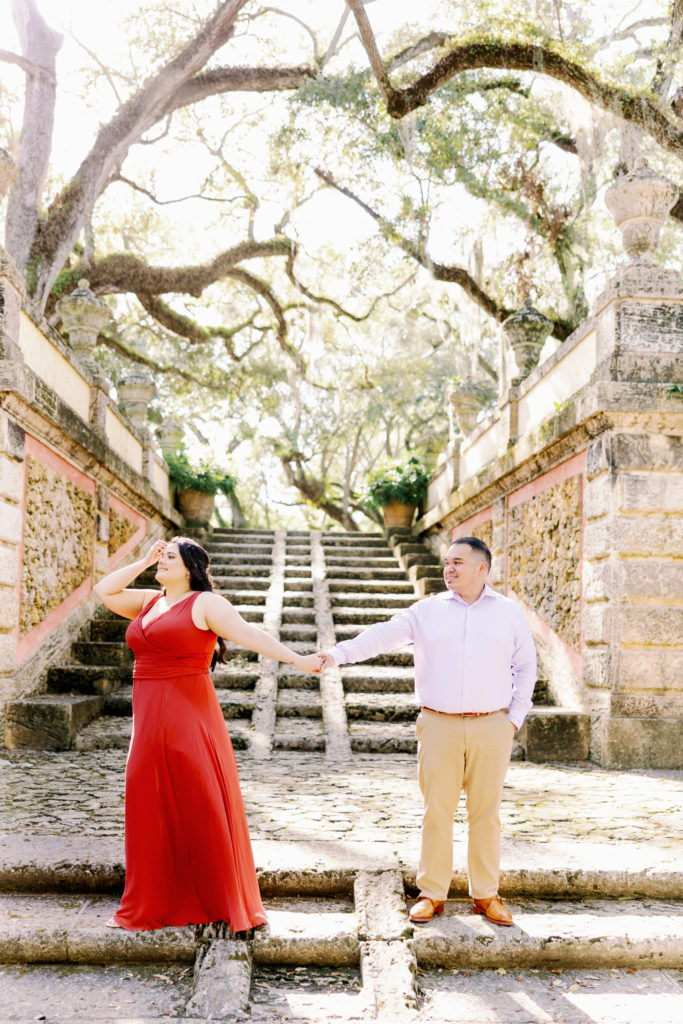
left=94, top=535, right=323, bottom=931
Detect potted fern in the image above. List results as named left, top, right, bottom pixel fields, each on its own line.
left=366, top=456, right=430, bottom=528
left=165, top=454, right=235, bottom=525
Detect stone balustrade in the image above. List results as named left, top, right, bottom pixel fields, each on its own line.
left=416, top=163, right=683, bottom=770
left=0, top=163, right=182, bottom=734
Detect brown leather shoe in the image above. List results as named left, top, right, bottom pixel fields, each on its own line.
left=472, top=896, right=513, bottom=926
left=409, top=897, right=445, bottom=923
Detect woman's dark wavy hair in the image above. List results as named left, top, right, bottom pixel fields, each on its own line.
left=170, top=535, right=227, bottom=670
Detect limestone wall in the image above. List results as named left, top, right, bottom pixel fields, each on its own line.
left=0, top=252, right=181, bottom=736
left=416, top=265, right=683, bottom=769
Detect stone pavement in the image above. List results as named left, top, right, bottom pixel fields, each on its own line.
left=1, top=747, right=682, bottom=1022
left=1, top=749, right=681, bottom=892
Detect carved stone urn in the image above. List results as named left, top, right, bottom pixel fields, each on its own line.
left=55, top=279, right=111, bottom=361
left=447, top=379, right=488, bottom=434
left=604, top=159, right=678, bottom=263
left=157, top=417, right=184, bottom=457
left=117, top=369, right=155, bottom=429
left=502, top=301, right=553, bottom=384
left=0, top=148, right=17, bottom=203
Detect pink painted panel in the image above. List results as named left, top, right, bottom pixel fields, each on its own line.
left=17, top=576, right=92, bottom=663
left=450, top=504, right=493, bottom=542
left=16, top=436, right=98, bottom=663
left=107, top=494, right=147, bottom=572
left=506, top=450, right=586, bottom=510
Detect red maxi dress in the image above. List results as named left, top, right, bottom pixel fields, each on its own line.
left=113, top=591, right=267, bottom=931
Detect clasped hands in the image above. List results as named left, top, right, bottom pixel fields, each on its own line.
left=296, top=651, right=335, bottom=674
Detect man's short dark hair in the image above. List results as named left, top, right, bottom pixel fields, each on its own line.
left=449, top=536, right=491, bottom=570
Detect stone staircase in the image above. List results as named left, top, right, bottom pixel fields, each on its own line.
left=1, top=862, right=681, bottom=1021
left=2, top=526, right=681, bottom=1020
left=5, top=527, right=590, bottom=762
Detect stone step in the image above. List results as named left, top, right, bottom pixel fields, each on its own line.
left=207, top=542, right=275, bottom=554
left=279, top=623, right=318, bottom=642
left=100, top=680, right=260, bottom=717
left=212, top=565, right=272, bottom=578
left=277, top=669, right=320, bottom=691
left=329, top=592, right=414, bottom=609
left=347, top=650, right=414, bottom=667
left=283, top=566, right=312, bottom=577
left=219, top=590, right=269, bottom=606
left=74, top=715, right=131, bottom=750
left=341, top=665, right=415, bottom=692
left=326, top=568, right=408, bottom=581
left=280, top=578, right=313, bottom=591
left=280, top=607, right=316, bottom=624
left=282, top=592, right=314, bottom=607
left=216, top=688, right=256, bottom=718
left=409, top=897, right=683, bottom=969
left=90, top=618, right=132, bottom=641
left=520, top=707, right=591, bottom=762
left=277, top=689, right=322, bottom=718
left=324, top=555, right=398, bottom=567
left=349, top=721, right=417, bottom=753
left=210, top=552, right=274, bottom=565
left=345, top=692, right=418, bottom=721
left=0, top=962, right=194, bottom=1019
left=71, top=641, right=132, bottom=667
left=328, top=580, right=414, bottom=595
left=332, top=607, right=398, bottom=624
left=333, top=625, right=411, bottom=644
left=322, top=536, right=386, bottom=547
left=273, top=720, right=325, bottom=751
left=74, top=714, right=252, bottom=751
left=223, top=643, right=258, bottom=662
left=212, top=666, right=260, bottom=690
left=47, top=665, right=128, bottom=696
left=5, top=693, right=103, bottom=750
left=212, top=576, right=271, bottom=590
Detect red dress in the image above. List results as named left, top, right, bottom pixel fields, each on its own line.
left=113, top=591, right=267, bottom=931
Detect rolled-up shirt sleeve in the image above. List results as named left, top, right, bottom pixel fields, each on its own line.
left=328, top=608, right=417, bottom=666
left=508, top=608, right=537, bottom=729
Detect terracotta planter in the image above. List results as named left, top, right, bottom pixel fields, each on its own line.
left=381, top=501, right=416, bottom=528
left=178, top=489, right=215, bottom=524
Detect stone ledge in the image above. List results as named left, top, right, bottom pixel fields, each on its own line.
left=0, top=367, right=179, bottom=525
left=410, top=897, right=683, bottom=969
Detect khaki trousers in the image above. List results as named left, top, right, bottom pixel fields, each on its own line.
left=416, top=708, right=514, bottom=901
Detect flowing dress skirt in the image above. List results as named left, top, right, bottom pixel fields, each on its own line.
left=113, top=592, right=266, bottom=931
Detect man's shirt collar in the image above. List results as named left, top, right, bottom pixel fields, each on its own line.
left=440, top=583, right=497, bottom=605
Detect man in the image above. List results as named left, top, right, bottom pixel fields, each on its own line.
left=320, top=537, right=536, bottom=926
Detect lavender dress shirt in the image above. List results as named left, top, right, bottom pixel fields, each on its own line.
left=328, top=584, right=537, bottom=729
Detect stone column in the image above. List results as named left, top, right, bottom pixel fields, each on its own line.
left=0, top=152, right=25, bottom=700
left=0, top=414, right=25, bottom=701
left=94, top=485, right=110, bottom=582
left=582, top=162, right=683, bottom=769
left=55, top=280, right=112, bottom=435
left=118, top=370, right=156, bottom=483
left=489, top=496, right=506, bottom=592
left=0, top=151, right=25, bottom=363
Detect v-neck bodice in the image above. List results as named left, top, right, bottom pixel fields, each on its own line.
left=126, top=590, right=217, bottom=680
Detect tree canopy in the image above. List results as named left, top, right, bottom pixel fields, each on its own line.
left=1, top=0, right=681, bottom=527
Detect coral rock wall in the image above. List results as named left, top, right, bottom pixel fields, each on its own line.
left=20, top=456, right=95, bottom=636
left=507, top=474, right=583, bottom=650
left=108, top=506, right=139, bottom=558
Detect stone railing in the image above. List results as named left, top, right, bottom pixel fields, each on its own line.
left=415, top=161, right=683, bottom=770
left=0, top=155, right=182, bottom=732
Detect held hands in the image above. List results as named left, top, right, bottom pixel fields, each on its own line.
left=293, top=652, right=334, bottom=674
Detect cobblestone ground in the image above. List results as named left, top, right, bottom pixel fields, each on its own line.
left=1, top=749, right=682, bottom=1023
left=1, top=749, right=681, bottom=869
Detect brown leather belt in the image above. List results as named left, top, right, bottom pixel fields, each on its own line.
left=422, top=706, right=503, bottom=717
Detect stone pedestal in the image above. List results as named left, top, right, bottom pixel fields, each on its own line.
left=582, top=268, right=683, bottom=768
